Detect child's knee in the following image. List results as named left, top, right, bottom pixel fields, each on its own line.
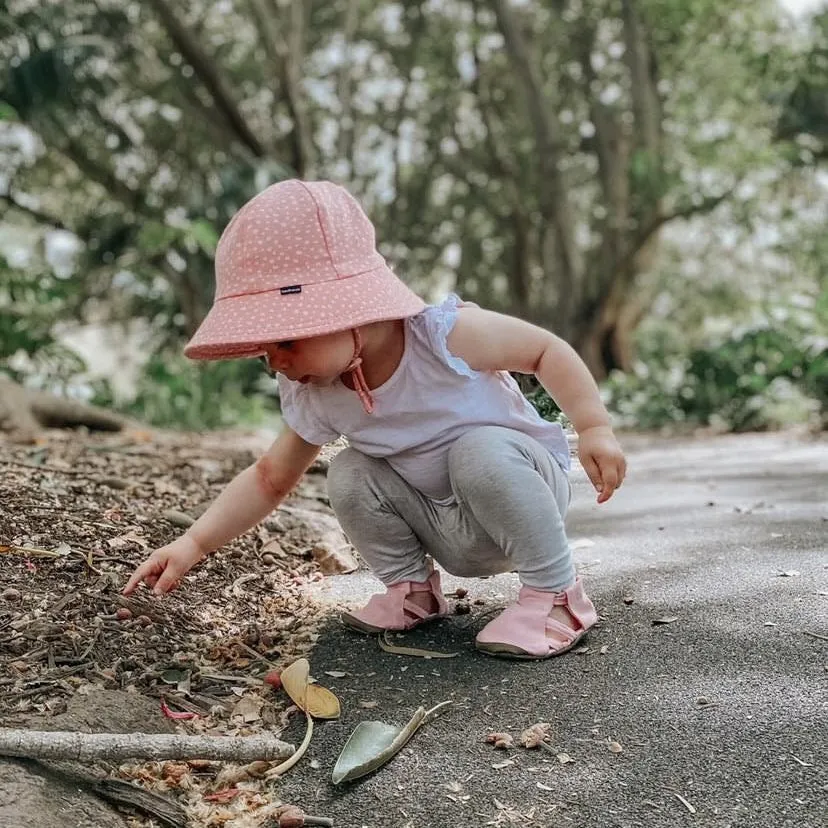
left=327, top=448, right=373, bottom=510
left=447, top=426, right=520, bottom=490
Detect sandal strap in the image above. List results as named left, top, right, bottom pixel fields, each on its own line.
left=544, top=617, right=580, bottom=648
left=402, top=599, right=433, bottom=621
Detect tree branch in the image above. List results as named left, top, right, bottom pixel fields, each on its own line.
left=145, top=0, right=265, bottom=157
left=622, top=188, right=737, bottom=277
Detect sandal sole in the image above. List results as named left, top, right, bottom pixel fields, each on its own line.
left=475, top=630, right=590, bottom=661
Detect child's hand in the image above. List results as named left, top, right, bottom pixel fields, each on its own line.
left=122, top=534, right=206, bottom=596
left=577, top=426, right=626, bottom=504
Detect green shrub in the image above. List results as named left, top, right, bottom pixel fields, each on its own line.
left=604, top=323, right=826, bottom=432
left=93, top=353, right=276, bottom=431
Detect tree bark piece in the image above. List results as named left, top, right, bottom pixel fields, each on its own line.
left=0, top=376, right=125, bottom=438
left=0, top=729, right=295, bottom=763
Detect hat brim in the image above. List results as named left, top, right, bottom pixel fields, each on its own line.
left=183, top=264, right=426, bottom=360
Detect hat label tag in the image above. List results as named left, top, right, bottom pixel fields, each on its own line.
left=280, top=285, right=302, bottom=295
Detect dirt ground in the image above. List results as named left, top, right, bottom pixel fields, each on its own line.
left=0, top=427, right=350, bottom=827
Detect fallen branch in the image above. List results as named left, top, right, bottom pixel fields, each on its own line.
left=0, top=729, right=294, bottom=763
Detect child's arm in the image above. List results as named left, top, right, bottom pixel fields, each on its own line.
left=447, top=306, right=626, bottom=503
left=123, top=427, right=321, bottom=595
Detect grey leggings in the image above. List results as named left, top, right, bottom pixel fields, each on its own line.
left=327, top=426, right=575, bottom=592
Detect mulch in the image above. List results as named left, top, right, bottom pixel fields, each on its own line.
left=0, top=427, right=349, bottom=826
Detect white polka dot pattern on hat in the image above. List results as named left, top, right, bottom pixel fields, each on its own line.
left=184, top=180, right=425, bottom=360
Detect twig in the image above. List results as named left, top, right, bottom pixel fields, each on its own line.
left=234, top=641, right=278, bottom=668
left=802, top=631, right=828, bottom=642
left=0, top=544, right=64, bottom=558
left=673, top=792, right=696, bottom=814
left=379, top=631, right=458, bottom=659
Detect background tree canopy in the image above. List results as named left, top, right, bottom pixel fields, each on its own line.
left=1, top=0, right=826, bottom=431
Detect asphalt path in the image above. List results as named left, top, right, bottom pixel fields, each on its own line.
left=280, top=432, right=828, bottom=828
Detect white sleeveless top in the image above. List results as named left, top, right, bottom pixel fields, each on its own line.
left=278, top=294, right=570, bottom=502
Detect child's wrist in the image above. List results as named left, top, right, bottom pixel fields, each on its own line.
left=184, top=530, right=210, bottom=560
left=575, top=421, right=613, bottom=436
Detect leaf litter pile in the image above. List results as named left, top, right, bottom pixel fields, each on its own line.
left=0, top=428, right=361, bottom=826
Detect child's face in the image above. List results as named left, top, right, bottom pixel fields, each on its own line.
left=260, top=330, right=355, bottom=385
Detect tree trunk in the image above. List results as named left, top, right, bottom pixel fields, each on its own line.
left=0, top=728, right=294, bottom=763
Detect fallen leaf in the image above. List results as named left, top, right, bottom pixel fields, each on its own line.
left=537, top=782, right=554, bottom=791
left=777, top=570, right=800, bottom=577
left=324, top=670, right=348, bottom=678
left=280, top=658, right=341, bottom=719
left=160, top=697, right=198, bottom=720
left=332, top=700, right=451, bottom=784
left=599, top=645, right=610, bottom=654
left=491, top=760, right=515, bottom=769
left=607, top=740, right=623, bottom=753
left=556, top=752, right=575, bottom=764
left=231, top=695, right=263, bottom=723
left=652, top=616, right=679, bottom=625
left=359, top=700, right=379, bottom=709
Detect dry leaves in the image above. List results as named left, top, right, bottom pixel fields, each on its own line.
left=485, top=732, right=514, bottom=750
left=519, top=722, right=551, bottom=749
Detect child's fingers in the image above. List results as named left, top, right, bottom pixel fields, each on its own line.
left=581, top=455, right=603, bottom=495
left=596, top=460, right=623, bottom=503
left=153, top=565, right=183, bottom=596
left=123, top=560, right=157, bottom=595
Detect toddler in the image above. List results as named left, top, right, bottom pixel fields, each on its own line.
left=124, top=180, right=626, bottom=660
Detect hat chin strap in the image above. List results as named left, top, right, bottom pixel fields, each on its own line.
left=344, top=328, right=375, bottom=414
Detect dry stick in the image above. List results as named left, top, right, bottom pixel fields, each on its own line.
left=802, top=630, right=828, bottom=642
left=0, top=729, right=295, bottom=763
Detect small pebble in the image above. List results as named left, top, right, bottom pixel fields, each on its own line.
left=116, top=607, right=132, bottom=621
left=454, top=587, right=468, bottom=599
left=261, top=553, right=277, bottom=566
left=455, top=602, right=471, bottom=615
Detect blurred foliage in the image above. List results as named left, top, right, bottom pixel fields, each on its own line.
left=90, top=353, right=273, bottom=430
left=1, top=0, right=827, bottom=431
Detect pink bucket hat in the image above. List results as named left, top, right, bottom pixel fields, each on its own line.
left=183, top=180, right=425, bottom=361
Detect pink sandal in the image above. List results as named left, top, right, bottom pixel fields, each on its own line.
left=475, top=578, right=598, bottom=660
left=341, top=570, right=450, bottom=633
